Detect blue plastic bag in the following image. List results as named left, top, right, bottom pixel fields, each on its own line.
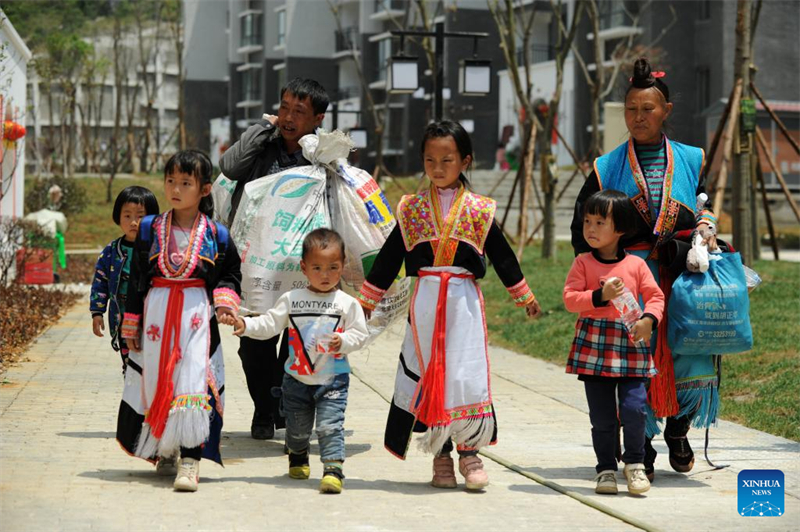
left=668, top=252, right=753, bottom=355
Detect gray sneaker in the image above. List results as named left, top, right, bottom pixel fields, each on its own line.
left=594, top=470, right=618, bottom=494
left=155, top=456, right=177, bottom=476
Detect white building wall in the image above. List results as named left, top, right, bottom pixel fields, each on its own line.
left=0, top=10, right=31, bottom=219
left=497, top=57, right=576, bottom=166
left=184, top=0, right=229, bottom=81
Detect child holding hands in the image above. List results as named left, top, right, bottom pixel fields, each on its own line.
left=221, top=228, right=368, bottom=494
left=120, top=150, right=241, bottom=492
left=563, top=189, right=664, bottom=496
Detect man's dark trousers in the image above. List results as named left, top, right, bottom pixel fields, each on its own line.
left=239, top=333, right=289, bottom=434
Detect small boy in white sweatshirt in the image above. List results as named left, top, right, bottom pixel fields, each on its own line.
left=221, top=228, right=368, bottom=494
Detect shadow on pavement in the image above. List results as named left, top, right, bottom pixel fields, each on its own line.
left=58, top=431, right=116, bottom=439
left=78, top=469, right=170, bottom=487
left=506, top=483, right=563, bottom=496
left=521, top=466, right=709, bottom=489
left=220, top=430, right=371, bottom=461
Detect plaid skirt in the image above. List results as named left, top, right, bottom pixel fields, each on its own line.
left=567, top=318, right=657, bottom=378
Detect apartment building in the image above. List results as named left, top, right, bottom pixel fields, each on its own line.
left=572, top=0, right=799, bottom=189
left=193, top=0, right=506, bottom=174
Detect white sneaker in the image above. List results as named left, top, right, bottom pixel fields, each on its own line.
left=173, top=458, right=200, bottom=492
left=594, top=470, right=618, bottom=494
left=624, top=463, right=651, bottom=495
left=156, top=456, right=177, bottom=476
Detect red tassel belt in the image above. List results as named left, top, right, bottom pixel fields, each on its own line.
left=146, top=277, right=206, bottom=439
left=414, top=270, right=474, bottom=427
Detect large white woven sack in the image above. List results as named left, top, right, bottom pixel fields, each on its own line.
left=214, top=129, right=409, bottom=344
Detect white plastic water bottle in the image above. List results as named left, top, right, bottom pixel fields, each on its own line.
left=696, top=192, right=709, bottom=214
left=606, top=277, right=646, bottom=348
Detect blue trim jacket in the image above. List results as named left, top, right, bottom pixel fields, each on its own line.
left=90, top=237, right=132, bottom=351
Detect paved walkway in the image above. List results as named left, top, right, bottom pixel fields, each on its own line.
left=1, top=296, right=798, bottom=531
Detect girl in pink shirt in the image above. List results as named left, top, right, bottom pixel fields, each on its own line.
left=563, top=189, right=664, bottom=496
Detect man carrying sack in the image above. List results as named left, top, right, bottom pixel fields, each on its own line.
left=220, top=78, right=328, bottom=440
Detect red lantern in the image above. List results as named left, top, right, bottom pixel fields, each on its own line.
left=3, top=121, right=26, bottom=142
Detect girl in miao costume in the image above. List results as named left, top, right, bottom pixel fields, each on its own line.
left=120, top=150, right=242, bottom=492
left=571, top=59, right=719, bottom=481
left=359, top=121, right=541, bottom=491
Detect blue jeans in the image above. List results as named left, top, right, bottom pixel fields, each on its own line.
left=584, top=377, right=647, bottom=473
left=281, top=373, right=349, bottom=463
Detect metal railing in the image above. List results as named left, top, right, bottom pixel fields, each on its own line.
left=335, top=27, right=360, bottom=53
left=336, top=86, right=361, bottom=100
left=374, top=0, right=406, bottom=13
left=515, top=44, right=555, bottom=66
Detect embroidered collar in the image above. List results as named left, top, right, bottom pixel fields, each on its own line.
left=626, top=135, right=675, bottom=236
left=396, top=185, right=496, bottom=258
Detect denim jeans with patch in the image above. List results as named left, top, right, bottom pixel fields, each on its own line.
left=282, top=373, right=349, bottom=463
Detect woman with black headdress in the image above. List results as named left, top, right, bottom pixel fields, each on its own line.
left=570, top=58, right=720, bottom=482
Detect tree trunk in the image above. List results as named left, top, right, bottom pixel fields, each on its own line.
left=517, top=119, right=536, bottom=260
left=732, top=0, right=754, bottom=265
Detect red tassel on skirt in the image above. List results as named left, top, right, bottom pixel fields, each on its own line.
left=146, top=277, right=206, bottom=439
left=414, top=271, right=472, bottom=428
left=647, top=265, right=679, bottom=417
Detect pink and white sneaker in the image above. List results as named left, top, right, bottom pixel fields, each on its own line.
left=458, top=455, right=489, bottom=490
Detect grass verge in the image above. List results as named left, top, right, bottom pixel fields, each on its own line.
left=481, top=242, right=800, bottom=442
left=26, top=175, right=169, bottom=249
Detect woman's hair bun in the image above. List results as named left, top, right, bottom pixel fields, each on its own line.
left=631, top=58, right=655, bottom=89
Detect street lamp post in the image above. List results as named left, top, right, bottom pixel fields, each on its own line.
left=390, top=22, right=489, bottom=121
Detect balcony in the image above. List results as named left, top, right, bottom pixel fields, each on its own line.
left=336, top=86, right=361, bottom=101
left=370, top=0, right=406, bottom=21
left=588, top=4, right=642, bottom=41
left=515, top=44, right=555, bottom=66
left=335, top=27, right=359, bottom=53
left=238, top=11, right=263, bottom=54
left=333, top=27, right=361, bottom=59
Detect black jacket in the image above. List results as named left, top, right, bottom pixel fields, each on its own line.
left=219, top=119, right=309, bottom=226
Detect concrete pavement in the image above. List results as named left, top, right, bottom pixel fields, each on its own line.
left=1, top=295, right=798, bottom=531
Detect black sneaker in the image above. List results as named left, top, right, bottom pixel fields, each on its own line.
left=251, top=411, right=275, bottom=440
left=665, top=417, right=694, bottom=473
left=644, top=437, right=657, bottom=482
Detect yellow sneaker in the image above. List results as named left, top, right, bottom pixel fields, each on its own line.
left=319, top=464, right=344, bottom=494
left=319, top=474, right=343, bottom=494
left=288, top=451, right=310, bottom=480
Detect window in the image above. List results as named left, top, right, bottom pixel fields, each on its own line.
left=377, top=39, right=391, bottom=81
left=277, top=10, right=286, bottom=47
left=276, top=67, right=287, bottom=101
left=240, top=13, right=262, bottom=47
left=384, top=107, right=404, bottom=151
left=696, top=66, right=710, bottom=112
left=241, top=69, right=261, bottom=102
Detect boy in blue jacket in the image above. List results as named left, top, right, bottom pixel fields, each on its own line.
left=90, top=186, right=159, bottom=373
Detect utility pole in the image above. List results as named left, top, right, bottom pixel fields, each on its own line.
left=733, top=0, right=754, bottom=265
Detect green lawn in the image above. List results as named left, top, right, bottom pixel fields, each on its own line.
left=481, top=242, right=800, bottom=442
left=46, top=175, right=170, bottom=248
